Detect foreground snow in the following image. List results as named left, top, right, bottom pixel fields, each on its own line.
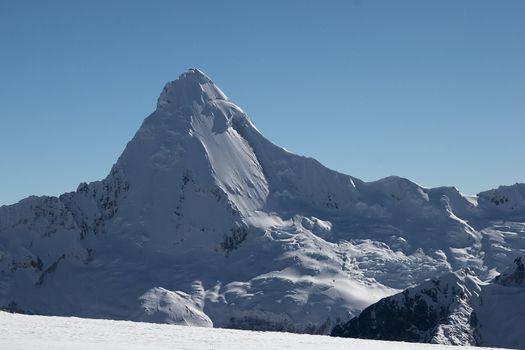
left=0, top=312, right=505, bottom=350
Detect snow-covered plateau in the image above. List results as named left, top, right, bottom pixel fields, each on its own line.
left=0, top=312, right=506, bottom=350
left=1, top=69, right=524, bottom=348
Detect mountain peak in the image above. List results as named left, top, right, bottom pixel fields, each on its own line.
left=179, top=68, right=213, bottom=84
left=157, top=68, right=227, bottom=110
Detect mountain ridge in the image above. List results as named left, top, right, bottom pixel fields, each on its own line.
left=332, top=258, right=525, bottom=348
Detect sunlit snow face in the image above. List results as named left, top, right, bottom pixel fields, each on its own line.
left=157, top=69, right=228, bottom=111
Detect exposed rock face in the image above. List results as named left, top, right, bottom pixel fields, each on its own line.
left=332, top=258, right=525, bottom=348
left=331, top=270, right=480, bottom=345
left=494, top=257, right=525, bottom=286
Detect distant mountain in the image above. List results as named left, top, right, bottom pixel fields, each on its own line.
left=0, top=69, right=524, bottom=345
left=331, top=258, right=525, bottom=348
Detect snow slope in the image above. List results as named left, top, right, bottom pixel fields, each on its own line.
left=0, top=69, right=524, bottom=344
left=0, top=312, right=505, bottom=350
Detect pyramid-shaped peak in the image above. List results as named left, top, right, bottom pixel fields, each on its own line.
left=157, top=68, right=227, bottom=110
left=180, top=68, right=212, bottom=82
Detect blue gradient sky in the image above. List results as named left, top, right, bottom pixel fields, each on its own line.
left=1, top=0, right=524, bottom=205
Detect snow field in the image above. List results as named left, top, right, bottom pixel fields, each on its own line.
left=0, top=312, right=506, bottom=350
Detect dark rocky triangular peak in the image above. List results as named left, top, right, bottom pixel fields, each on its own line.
left=331, top=257, right=525, bottom=347
left=494, top=256, right=525, bottom=286
left=331, top=270, right=481, bottom=346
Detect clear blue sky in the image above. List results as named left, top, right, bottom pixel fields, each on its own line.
left=1, top=0, right=524, bottom=205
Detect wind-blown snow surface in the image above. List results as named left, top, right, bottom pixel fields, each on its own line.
left=0, top=312, right=505, bottom=350
left=0, top=69, right=524, bottom=343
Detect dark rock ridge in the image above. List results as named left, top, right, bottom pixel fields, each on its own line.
left=332, top=258, right=525, bottom=348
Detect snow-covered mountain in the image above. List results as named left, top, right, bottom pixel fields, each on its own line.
left=332, top=258, right=525, bottom=349
left=0, top=69, right=524, bottom=344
